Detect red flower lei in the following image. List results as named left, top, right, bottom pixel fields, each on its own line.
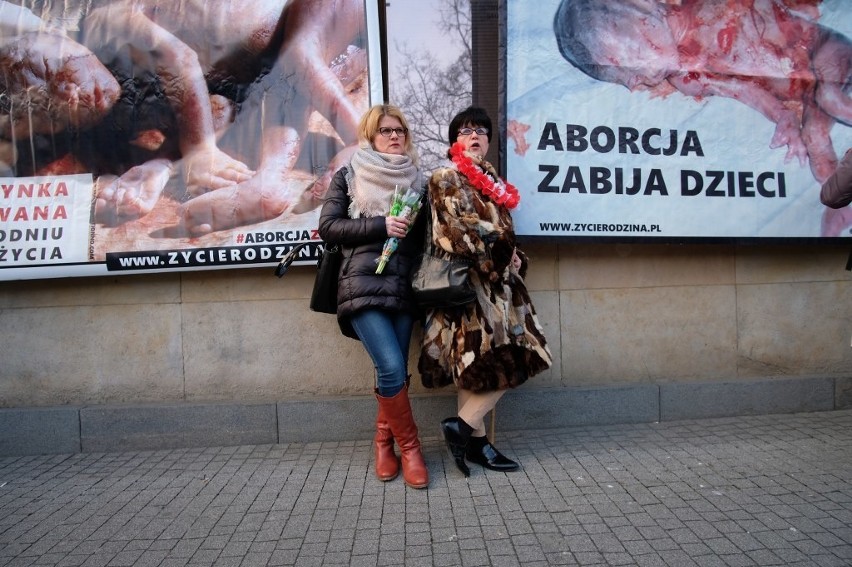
left=449, top=142, right=520, bottom=209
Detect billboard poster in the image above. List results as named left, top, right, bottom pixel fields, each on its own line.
left=507, top=0, right=852, bottom=239
left=0, top=0, right=382, bottom=280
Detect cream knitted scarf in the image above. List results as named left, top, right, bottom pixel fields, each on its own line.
left=347, top=147, right=421, bottom=218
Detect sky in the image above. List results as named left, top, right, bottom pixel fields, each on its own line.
left=385, top=0, right=461, bottom=72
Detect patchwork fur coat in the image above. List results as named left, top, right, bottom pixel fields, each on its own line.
left=418, top=157, right=552, bottom=392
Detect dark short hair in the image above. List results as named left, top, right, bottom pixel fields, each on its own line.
left=448, top=106, right=493, bottom=145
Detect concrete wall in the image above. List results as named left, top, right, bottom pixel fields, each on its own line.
left=1, top=242, right=851, bottom=454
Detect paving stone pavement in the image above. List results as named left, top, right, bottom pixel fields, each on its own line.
left=1, top=410, right=851, bottom=567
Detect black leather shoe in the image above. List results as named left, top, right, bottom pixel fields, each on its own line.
left=440, top=417, right=472, bottom=477
left=466, top=436, right=519, bottom=472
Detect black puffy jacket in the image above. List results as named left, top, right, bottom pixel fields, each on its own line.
left=318, top=167, right=426, bottom=339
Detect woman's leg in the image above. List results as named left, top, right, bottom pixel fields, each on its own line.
left=350, top=309, right=413, bottom=397
left=458, top=389, right=504, bottom=436
left=442, top=388, right=519, bottom=475
left=351, top=309, right=427, bottom=488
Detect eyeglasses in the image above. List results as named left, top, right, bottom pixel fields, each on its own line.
left=458, top=127, right=488, bottom=136
left=378, top=127, right=408, bottom=138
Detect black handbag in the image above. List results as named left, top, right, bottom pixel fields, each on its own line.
left=309, top=244, right=341, bottom=314
left=411, top=204, right=476, bottom=309
left=274, top=242, right=341, bottom=314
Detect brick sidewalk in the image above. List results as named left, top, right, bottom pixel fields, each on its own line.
left=1, top=410, right=851, bottom=566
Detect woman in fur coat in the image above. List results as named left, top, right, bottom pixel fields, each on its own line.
left=318, top=104, right=428, bottom=489
left=418, top=106, right=552, bottom=477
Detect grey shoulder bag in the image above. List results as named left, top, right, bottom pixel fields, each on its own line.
left=410, top=201, right=476, bottom=309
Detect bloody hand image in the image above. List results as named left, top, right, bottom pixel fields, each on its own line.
left=1, top=0, right=369, bottom=234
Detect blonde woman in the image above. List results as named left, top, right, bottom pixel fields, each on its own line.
left=318, top=104, right=428, bottom=488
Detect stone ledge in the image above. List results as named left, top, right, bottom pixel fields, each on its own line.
left=836, top=375, right=852, bottom=409
left=0, top=376, right=845, bottom=456
left=80, top=403, right=278, bottom=452
left=0, top=407, right=81, bottom=456
left=493, top=384, right=659, bottom=430
left=660, top=376, right=837, bottom=421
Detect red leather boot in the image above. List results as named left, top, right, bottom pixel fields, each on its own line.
left=376, top=386, right=429, bottom=489
left=374, top=393, right=399, bottom=481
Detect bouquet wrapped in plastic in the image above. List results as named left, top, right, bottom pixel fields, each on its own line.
left=375, top=186, right=423, bottom=274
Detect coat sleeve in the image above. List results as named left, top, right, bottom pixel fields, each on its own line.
left=429, top=169, right=488, bottom=254
left=318, top=168, right=388, bottom=245
left=820, top=148, right=852, bottom=209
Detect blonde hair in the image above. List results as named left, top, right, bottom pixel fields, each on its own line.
left=357, top=104, right=419, bottom=165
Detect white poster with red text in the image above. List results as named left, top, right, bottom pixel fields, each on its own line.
left=0, top=0, right=382, bottom=280
left=1, top=175, right=93, bottom=266
left=507, top=0, right=852, bottom=239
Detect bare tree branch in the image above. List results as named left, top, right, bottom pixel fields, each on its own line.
left=389, top=0, right=472, bottom=172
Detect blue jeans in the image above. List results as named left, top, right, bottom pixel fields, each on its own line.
left=350, top=309, right=414, bottom=397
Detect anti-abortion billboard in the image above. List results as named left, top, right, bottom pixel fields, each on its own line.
left=0, top=0, right=382, bottom=280
left=507, top=0, right=852, bottom=239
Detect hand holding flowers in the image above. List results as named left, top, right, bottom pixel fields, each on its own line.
left=376, top=186, right=423, bottom=274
